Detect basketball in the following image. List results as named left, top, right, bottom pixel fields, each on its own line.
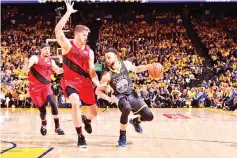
left=148, top=63, right=163, bottom=79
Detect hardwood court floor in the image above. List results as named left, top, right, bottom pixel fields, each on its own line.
left=1, top=107, right=237, bottom=158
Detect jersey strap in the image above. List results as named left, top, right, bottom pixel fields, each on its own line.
left=63, top=56, right=90, bottom=78
left=30, top=67, right=51, bottom=84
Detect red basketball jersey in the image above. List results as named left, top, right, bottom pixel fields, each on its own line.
left=28, top=55, right=52, bottom=85
left=63, top=41, right=90, bottom=81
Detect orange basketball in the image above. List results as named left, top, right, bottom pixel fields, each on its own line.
left=148, top=63, right=163, bottom=79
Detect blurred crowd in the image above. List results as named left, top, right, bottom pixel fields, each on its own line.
left=193, top=17, right=237, bottom=87
left=1, top=5, right=236, bottom=111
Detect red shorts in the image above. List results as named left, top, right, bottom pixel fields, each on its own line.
left=29, top=84, right=53, bottom=107
left=60, top=77, right=96, bottom=105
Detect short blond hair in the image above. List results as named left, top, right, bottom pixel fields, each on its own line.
left=74, top=25, right=90, bottom=34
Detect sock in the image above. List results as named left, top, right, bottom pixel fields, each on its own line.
left=54, top=118, right=60, bottom=129
left=120, top=130, right=126, bottom=136
left=42, top=119, right=47, bottom=127
left=76, top=127, right=82, bottom=135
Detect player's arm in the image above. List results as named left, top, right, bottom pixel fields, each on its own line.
left=52, top=60, right=63, bottom=74
left=21, top=55, right=38, bottom=73
left=124, top=60, right=163, bottom=74
left=124, top=60, right=151, bottom=73
left=55, top=0, right=77, bottom=54
left=95, top=72, right=117, bottom=103
left=88, top=49, right=101, bottom=87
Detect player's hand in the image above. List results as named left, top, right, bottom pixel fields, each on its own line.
left=109, top=95, right=119, bottom=105
left=104, top=84, right=114, bottom=94
left=153, top=63, right=164, bottom=78
left=65, top=0, right=77, bottom=14
left=97, top=83, right=110, bottom=92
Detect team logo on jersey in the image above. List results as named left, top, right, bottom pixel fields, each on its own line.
left=116, top=79, right=129, bottom=93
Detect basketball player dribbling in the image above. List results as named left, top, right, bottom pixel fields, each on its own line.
left=22, top=43, right=65, bottom=136
left=55, top=0, right=106, bottom=148
left=96, top=48, right=164, bottom=148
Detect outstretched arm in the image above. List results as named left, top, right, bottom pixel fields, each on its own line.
left=95, top=72, right=117, bottom=104
left=124, top=60, right=163, bottom=73
left=21, top=55, right=38, bottom=73
left=123, top=60, right=148, bottom=73
left=55, top=0, right=77, bottom=54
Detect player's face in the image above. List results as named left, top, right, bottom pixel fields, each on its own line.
left=75, top=31, right=88, bottom=45
left=105, top=52, right=117, bottom=67
left=41, top=47, right=50, bottom=57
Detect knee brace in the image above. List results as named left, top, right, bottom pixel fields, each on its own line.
left=140, top=107, right=154, bottom=122
left=118, top=98, right=131, bottom=124
left=38, top=106, right=47, bottom=120
left=47, top=95, right=58, bottom=115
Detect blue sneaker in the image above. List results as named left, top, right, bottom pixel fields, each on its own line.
left=129, top=118, right=143, bottom=133
left=118, top=135, right=126, bottom=148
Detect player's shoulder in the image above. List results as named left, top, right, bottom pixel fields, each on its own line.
left=31, top=55, right=38, bottom=58
left=103, top=70, right=111, bottom=76
left=102, top=70, right=112, bottom=79
left=122, top=60, right=132, bottom=70
left=123, top=60, right=132, bottom=65
left=30, top=55, right=39, bottom=61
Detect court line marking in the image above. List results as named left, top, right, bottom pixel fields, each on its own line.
left=102, top=108, right=109, bottom=112
left=1, top=133, right=237, bottom=145
left=1, top=140, right=54, bottom=157
left=37, top=147, right=54, bottom=158
left=204, top=108, right=236, bottom=116
left=0, top=141, right=17, bottom=154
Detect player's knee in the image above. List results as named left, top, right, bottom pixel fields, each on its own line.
left=38, top=106, right=47, bottom=120
left=123, top=105, right=131, bottom=115
left=145, top=112, right=154, bottom=121
left=141, top=107, right=154, bottom=121
left=47, top=95, right=59, bottom=115
left=119, top=99, right=131, bottom=115
left=69, top=94, right=80, bottom=106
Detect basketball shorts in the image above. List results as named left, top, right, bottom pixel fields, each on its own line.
left=60, top=78, right=96, bottom=105
left=116, top=90, right=148, bottom=115
left=29, top=84, right=53, bottom=107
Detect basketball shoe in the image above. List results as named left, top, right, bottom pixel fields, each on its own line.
left=82, top=115, right=92, bottom=134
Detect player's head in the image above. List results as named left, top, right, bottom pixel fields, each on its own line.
left=40, top=43, right=50, bottom=57
left=74, top=25, right=90, bottom=45
left=104, top=48, right=118, bottom=67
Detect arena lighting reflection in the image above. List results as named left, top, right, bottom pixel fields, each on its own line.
left=0, top=0, right=233, bottom=4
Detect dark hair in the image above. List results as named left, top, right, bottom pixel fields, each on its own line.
left=40, top=43, right=50, bottom=49
left=104, top=48, right=118, bottom=55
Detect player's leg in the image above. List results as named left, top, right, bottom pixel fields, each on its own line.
left=82, top=103, right=97, bottom=134
left=131, top=106, right=154, bottom=129
left=38, top=105, right=47, bottom=136
left=80, top=83, right=97, bottom=134
left=66, top=86, right=87, bottom=148
left=129, top=94, right=154, bottom=133
left=117, top=98, right=132, bottom=148
left=46, top=95, right=64, bottom=135
left=30, top=90, right=48, bottom=136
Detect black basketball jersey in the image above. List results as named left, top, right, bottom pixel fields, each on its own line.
left=108, top=61, right=133, bottom=96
